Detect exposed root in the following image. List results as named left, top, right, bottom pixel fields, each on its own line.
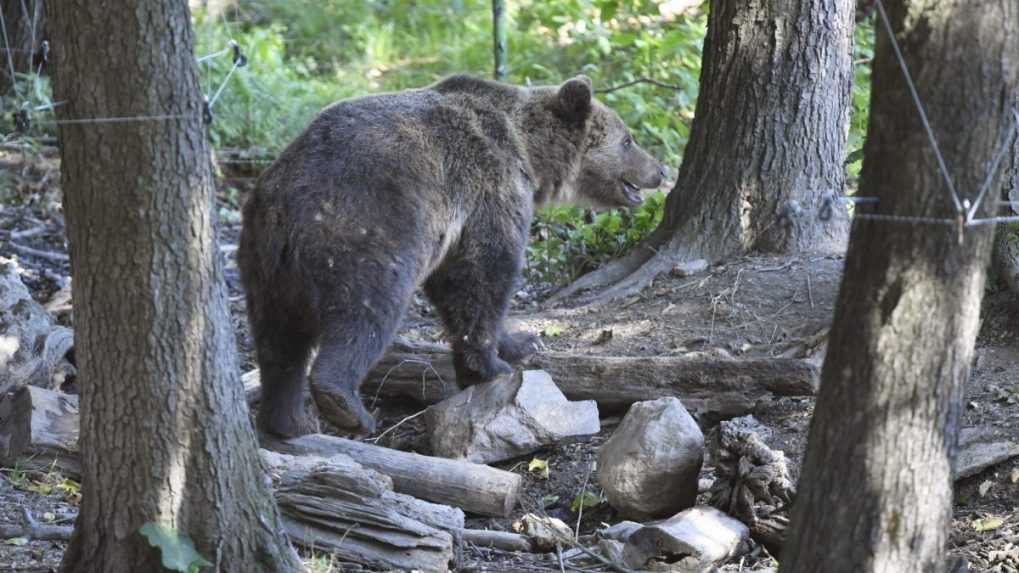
left=545, top=245, right=655, bottom=306
left=576, top=251, right=678, bottom=306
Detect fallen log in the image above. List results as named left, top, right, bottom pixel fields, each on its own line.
left=245, top=337, right=819, bottom=421
left=262, top=450, right=461, bottom=572
left=0, top=386, right=80, bottom=478
left=263, top=433, right=522, bottom=518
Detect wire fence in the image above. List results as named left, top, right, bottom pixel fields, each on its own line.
left=0, top=0, right=1015, bottom=238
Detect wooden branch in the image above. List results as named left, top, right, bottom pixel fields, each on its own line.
left=7, top=242, right=69, bottom=263
left=262, top=433, right=522, bottom=518
left=262, top=451, right=460, bottom=572
left=594, top=77, right=685, bottom=94
left=0, top=386, right=80, bottom=479
left=0, top=508, right=73, bottom=541
left=460, top=528, right=534, bottom=552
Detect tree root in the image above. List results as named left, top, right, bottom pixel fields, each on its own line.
left=546, top=246, right=655, bottom=305
left=548, top=235, right=709, bottom=307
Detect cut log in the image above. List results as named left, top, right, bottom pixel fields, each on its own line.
left=245, top=337, right=819, bottom=422
left=0, top=386, right=80, bottom=478
left=262, top=450, right=460, bottom=572
left=263, top=433, right=523, bottom=518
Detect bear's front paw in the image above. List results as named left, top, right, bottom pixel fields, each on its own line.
left=498, top=330, right=543, bottom=363
left=309, top=382, right=377, bottom=437
left=454, top=349, right=514, bottom=388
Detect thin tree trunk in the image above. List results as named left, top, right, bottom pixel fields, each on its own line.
left=47, top=2, right=300, bottom=571
left=0, top=0, right=44, bottom=98
left=552, top=0, right=854, bottom=305
left=783, top=1, right=1018, bottom=571
left=491, top=0, right=507, bottom=81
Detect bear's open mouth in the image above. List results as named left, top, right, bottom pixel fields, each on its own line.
left=621, top=180, right=643, bottom=206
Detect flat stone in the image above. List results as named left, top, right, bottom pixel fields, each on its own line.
left=599, top=520, right=642, bottom=542
left=670, top=259, right=709, bottom=277
left=623, top=506, right=750, bottom=572
left=955, top=428, right=1019, bottom=480
left=598, top=397, right=704, bottom=519
left=425, top=370, right=599, bottom=464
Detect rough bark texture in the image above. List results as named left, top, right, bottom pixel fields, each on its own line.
left=0, top=0, right=44, bottom=98
left=783, top=2, right=1018, bottom=572
left=47, top=2, right=300, bottom=571
left=553, top=0, right=855, bottom=304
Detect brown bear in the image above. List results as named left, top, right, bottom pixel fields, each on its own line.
left=238, top=74, right=665, bottom=438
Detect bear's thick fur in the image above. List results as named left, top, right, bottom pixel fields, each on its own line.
left=238, top=74, right=665, bottom=437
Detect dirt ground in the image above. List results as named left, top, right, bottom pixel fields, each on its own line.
left=2, top=154, right=1019, bottom=572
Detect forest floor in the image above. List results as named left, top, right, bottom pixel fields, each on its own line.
left=1, top=155, right=1018, bottom=572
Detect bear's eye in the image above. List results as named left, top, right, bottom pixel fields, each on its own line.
left=623, top=136, right=633, bottom=149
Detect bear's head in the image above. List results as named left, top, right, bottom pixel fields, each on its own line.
left=530, top=76, right=667, bottom=209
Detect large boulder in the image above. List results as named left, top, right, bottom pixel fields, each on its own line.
left=598, top=397, right=703, bottom=519
left=425, top=370, right=599, bottom=464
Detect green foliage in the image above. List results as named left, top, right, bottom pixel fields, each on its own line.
left=528, top=190, right=666, bottom=283
left=139, top=522, right=213, bottom=573
left=846, top=17, right=875, bottom=187
left=0, top=3, right=877, bottom=285
left=570, top=489, right=605, bottom=512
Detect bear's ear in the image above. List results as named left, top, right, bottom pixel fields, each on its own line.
left=558, top=75, right=593, bottom=121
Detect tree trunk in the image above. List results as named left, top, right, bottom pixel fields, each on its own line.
left=552, top=0, right=855, bottom=305
left=47, top=2, right=300, bottom=571
left=783, top=1, right=1018, bottom=571
left=491, top=0, right=507, bottom=81
left=0, top=0, right=44, bottom=98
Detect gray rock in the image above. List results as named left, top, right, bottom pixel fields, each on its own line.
left=954, top=428, right=1019, bottom=480
left=598, top=397, right=704, bottom=519
left=425, top=370, right=599, bottom=464
left=599, top=520, right=642, bottom=542
left=671, top=259, right=709, bottom=277
left=0, top=258, right=75, bottom=395
left=624, top=506, right=750, bottom=572
left=598, top=539, right=626, bottom=565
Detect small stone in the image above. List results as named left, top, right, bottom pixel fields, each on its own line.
left=425, top=370, right=600, bottom=464
left=598, top=397, right=704, bottom=519
left=512, top=513, right=572, bottom=553
left=671, top=259, right=709, bottom=278
left=623, top=506, right=750, bottom=572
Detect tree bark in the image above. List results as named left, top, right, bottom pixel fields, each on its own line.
left=0, top=0, right=44, bottom=98
left=552, top=0, right=855, bottom=305
left=783, top=2, right=1018, bottom=572
left=47, top=2, right=300, bottom=571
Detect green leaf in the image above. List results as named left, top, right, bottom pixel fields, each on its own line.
left=570, top=490, right=604, bottom=513
left=139, top=523, right=213, bottom=573
left=528, top=457, right=550, bottom=480
left=542, top=325, right=563, bottom=338
left=972, top=516, right=1005, bottom=532
left=3, top=537, right=28, bottom=546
